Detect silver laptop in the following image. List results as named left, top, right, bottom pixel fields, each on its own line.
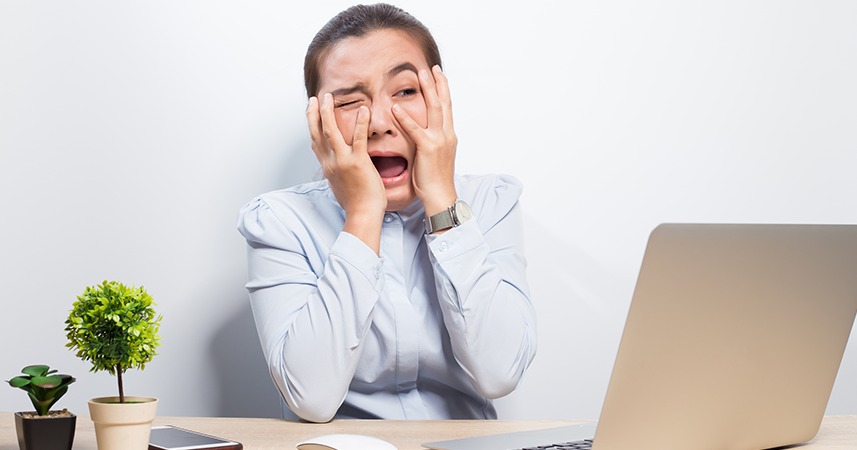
left=424, top=224, right=857, bottom=450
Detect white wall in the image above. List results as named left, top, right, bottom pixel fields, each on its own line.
left=2, top=1, right=855, bottom=420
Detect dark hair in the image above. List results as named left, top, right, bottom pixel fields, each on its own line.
left=304, top=3, right=442, bottom=98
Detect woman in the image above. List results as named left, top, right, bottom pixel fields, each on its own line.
left=238, top=3, right=536, bottom=422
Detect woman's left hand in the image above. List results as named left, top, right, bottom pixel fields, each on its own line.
left=392, top=65, right=458, bottom=216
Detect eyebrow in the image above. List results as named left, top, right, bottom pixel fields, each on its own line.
left=330, top=84, right=368, bottom=97
left=329, top=62, right=419, bottom=97
left=387, top=62, right=418, bottom=79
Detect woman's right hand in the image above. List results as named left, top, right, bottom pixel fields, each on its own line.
left=307, top=94, right=386, bottom=253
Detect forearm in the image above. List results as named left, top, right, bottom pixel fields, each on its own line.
left=250, top=233, right=384, bottom=422
left=428, top=219, right=537, bottom=398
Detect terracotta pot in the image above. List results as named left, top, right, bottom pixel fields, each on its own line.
left=88, top=396, right=158, bottom=450
left=14, top=411, right=76, bottom=450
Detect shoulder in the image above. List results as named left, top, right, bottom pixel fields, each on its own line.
left=237, top=180, right=343, bottom=244
left=254, top=180, right=337, bottom=211
left=455, top=173, right=523, bottom=209
left=455, top=173, right=522, bottom=197
left=454, top=174, right=523, bottom=228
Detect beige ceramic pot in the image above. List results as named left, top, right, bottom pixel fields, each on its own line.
left=88, top=397, right=158, bottom=450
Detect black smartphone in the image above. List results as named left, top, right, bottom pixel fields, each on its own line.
left=149, top=425, right=243, bottom=450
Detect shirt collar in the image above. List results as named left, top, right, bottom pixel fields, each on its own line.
left=394, top=198, right=425, bottom=222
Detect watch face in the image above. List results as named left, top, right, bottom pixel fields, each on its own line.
left=454, top=200, right=474, bottom=224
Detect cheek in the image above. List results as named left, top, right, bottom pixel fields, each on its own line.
left=334, top=110, right=357, bottom=145
left=398, top=97, right=428, bottom=129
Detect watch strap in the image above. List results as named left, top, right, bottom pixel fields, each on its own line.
left=424, top=200, right=473, bottom=234
left=424, top=206, right=456, bottom=234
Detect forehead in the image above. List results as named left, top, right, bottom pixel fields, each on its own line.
left=318, top=29, right=428, bottom=93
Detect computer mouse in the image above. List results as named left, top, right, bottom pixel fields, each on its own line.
left=296, top=433, right=398, bottom=450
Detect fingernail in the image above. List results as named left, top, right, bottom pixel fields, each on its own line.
left=433, top=65, right=442, bottom=73
left=392, top=104, right=402, bottom=113
left=420, top=69, right=429, bottom=80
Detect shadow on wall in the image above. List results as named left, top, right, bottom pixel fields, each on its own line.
left=209, top=300, right=282, bottom=418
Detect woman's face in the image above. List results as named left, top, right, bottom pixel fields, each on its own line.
left=316, top=29, right=430, bottom=211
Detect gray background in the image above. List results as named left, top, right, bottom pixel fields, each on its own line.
left=2, top=1, right=856, bottom=419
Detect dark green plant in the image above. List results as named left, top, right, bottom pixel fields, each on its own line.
left=7, top=365, right=76, bottom=416
left=65, top=281, right=162, bottom=404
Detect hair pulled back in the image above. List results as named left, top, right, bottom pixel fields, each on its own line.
left=304, top=3, right=442, bottom=98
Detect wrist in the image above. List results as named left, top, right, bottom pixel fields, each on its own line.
left=420, top=188, right=458, bottom=217
left=343, top=210, right=384, bottom=255
left=424, top=199, right=473, bottom=235
left=343, top=195, right=386, bottom=220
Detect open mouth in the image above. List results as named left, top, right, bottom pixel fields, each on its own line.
left=371, top=156, right=408, bottom=181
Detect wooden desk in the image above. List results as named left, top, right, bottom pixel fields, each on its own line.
left=2, top=413, right=856, bottom=450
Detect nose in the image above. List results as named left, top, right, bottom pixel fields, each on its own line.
left=368, top=98, right=397, bottom=138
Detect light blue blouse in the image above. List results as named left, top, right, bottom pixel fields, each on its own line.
left=237, top=174, right=537, bottom=422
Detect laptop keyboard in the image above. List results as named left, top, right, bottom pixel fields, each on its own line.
left=516, top=439, right=593, bottom=449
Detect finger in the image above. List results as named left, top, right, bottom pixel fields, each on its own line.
left=432, top=65, right=455, bottom=132
left=319, top=93, right=349, bottom=154
left=419, top=68, right=443, bottom=130
left=306, top=96, right=328, bottom=162
left=392, top=103, right=429, bottom=146
left=352, top=106, right=370, bottom=154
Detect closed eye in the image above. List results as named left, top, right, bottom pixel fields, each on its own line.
left=335, top=99, right=362, bottom=108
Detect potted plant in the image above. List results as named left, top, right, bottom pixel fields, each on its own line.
left=65, top=280, right=162, bottom=450
left=6, top=365, right=77, bottom=450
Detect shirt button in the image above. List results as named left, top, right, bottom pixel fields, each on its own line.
left=373, top=267, right=380, bottom=279
left=384, top=214, right=393, bottom=223
left=438, top=242, right=449, bottom=253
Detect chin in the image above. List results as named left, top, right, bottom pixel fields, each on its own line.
left=385, top=187, right=417, bottom=212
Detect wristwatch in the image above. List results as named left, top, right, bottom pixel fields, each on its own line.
left=424, top=199, right=473, bottom=234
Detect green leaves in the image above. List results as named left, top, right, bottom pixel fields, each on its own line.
left=6, top=365, right=76, bottom=416
left=9, top=377, right=31, bottom=388
left=30, top=376, right=61, bottom=389
left=64, top=281, right=162, bottom=396
left=22, top=365, right=51, bottom=377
